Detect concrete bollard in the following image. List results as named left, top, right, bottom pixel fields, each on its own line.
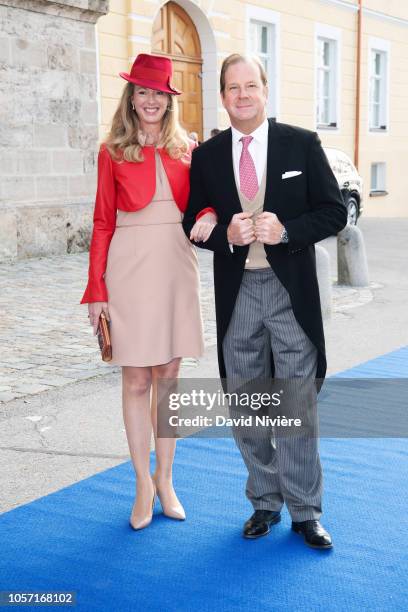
left=337, top=225, right=369, bottom=287
left=316, top=245, right=332, bottom=320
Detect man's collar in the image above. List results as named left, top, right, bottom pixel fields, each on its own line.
left=231, top=117, right=269, bottom=146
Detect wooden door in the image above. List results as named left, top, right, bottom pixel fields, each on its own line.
left=152, top=2, right=203, bottom=141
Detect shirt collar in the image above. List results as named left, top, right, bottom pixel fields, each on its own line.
left=231, top=117, right=269, bottom=147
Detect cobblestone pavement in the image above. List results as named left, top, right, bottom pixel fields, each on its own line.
left=0, top=246, right=375, bottom=403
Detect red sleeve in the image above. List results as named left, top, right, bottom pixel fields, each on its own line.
left=196, top=206, right=217, bottom=221
left=80, top=146, right=117, bottom=304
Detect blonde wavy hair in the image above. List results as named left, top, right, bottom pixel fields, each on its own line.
left=105, top=82, right=190, bottom=162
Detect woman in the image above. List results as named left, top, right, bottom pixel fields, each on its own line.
left=80, top=54, right=215, bottom=530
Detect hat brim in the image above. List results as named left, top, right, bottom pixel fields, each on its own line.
left=119, top=72, right=182, bottom=95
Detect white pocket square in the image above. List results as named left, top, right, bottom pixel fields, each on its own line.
left=282, top=170, right=302, bottom=179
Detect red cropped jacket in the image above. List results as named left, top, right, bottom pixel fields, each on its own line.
left=80, top=144, right=204, bottom=304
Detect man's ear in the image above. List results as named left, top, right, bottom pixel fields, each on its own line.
left=220, top=91, right=226, bottom=109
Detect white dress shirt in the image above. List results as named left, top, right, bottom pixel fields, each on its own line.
left=231, top=118, right=269, bottom=190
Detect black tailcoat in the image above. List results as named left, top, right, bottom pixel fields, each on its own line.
left=182, top=120, right=347, bottom=385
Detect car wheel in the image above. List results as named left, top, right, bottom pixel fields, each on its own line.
left=346, top=195, right=359, bottom=225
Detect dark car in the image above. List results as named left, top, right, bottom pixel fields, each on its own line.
left=324, top=147, right=364, bottom=225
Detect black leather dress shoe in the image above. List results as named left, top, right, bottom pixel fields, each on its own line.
left=243, top=510, right=281, bottom=539
left=292, top=520, right=333, bottom=549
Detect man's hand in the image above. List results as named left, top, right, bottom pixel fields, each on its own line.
left=227, top=212, right=256, bottom=246
left=254, top=212, right=285, bottom=245
left=190, top=212, right=217, bottom=243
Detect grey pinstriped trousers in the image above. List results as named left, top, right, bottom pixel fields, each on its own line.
left=222, top=267, right=323, bottom=522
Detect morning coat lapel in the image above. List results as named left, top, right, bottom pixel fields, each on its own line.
left=216, top=128, right=242, bottom=215
left=264, top=119, right=290, bottom=214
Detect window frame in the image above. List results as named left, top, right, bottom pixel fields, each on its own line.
left=370, top=162, right=387, bottom=196
left=368, top=38, right=390, bottom=133
left=246, top=6, right=280, bottom=120
left=314, top=23, right=341, bottom=133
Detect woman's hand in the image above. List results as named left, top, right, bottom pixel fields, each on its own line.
left=88, top=302, right=110, bottom=336
left=190, top=212, right=217, bottom=243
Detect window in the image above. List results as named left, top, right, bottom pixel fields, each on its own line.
left=368, top=37, right=389, bottom=132
left=369, top=50, right=387, bottom=130
left=246, top=6, right=280, bottom=120
left=250, top=21, right=272, bottom=75
left=315, top=24, right=341, bottom=131
left=316, top=37, right=337, bottom=127
left=370, top=162, right=387, bottom=195
left=249, top=20, right=276, bottom=118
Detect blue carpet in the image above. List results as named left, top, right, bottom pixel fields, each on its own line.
left=1, top=347, right=408, bottom=611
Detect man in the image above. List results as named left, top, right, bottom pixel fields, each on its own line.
left=189, top=131, right=201, bottom=145
left=183, top=54, right=347, bottom=549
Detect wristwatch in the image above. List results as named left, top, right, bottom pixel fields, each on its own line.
left=280, top=226, right=289, bottom=244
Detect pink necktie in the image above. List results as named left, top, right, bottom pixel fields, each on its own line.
left=239, top=135, right=258, bottom=200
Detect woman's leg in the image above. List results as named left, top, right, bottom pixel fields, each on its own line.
left=122, top=365, right=155, bottom=528
left=151, top=358, right=185, bottom=518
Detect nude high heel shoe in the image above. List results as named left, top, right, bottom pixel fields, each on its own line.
left=153, top=476, right=186, bottom=521
left=129, top=482, right=157, bottom=531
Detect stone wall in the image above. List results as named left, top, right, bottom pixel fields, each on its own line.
left=0, top=0, right=108, bottom=262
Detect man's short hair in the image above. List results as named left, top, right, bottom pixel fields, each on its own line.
left=220, top=54, right=268, bottom=94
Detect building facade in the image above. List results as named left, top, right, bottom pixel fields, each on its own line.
left=1, top=0, right=407, bottom=264
left=96, top=0, right=408, bottom=218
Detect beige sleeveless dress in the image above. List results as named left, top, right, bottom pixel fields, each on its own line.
left=104, top=150, right=204, bottom=366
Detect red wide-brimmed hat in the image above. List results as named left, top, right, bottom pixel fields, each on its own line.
left=119, top=53, right=182, bottom=95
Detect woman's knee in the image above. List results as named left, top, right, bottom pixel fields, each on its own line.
left=122, top=367, right=152, bottom=396
left=154, top=358, right=181, bottom=380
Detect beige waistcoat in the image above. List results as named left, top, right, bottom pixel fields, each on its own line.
left=237, top=168, right=269, bottom=269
